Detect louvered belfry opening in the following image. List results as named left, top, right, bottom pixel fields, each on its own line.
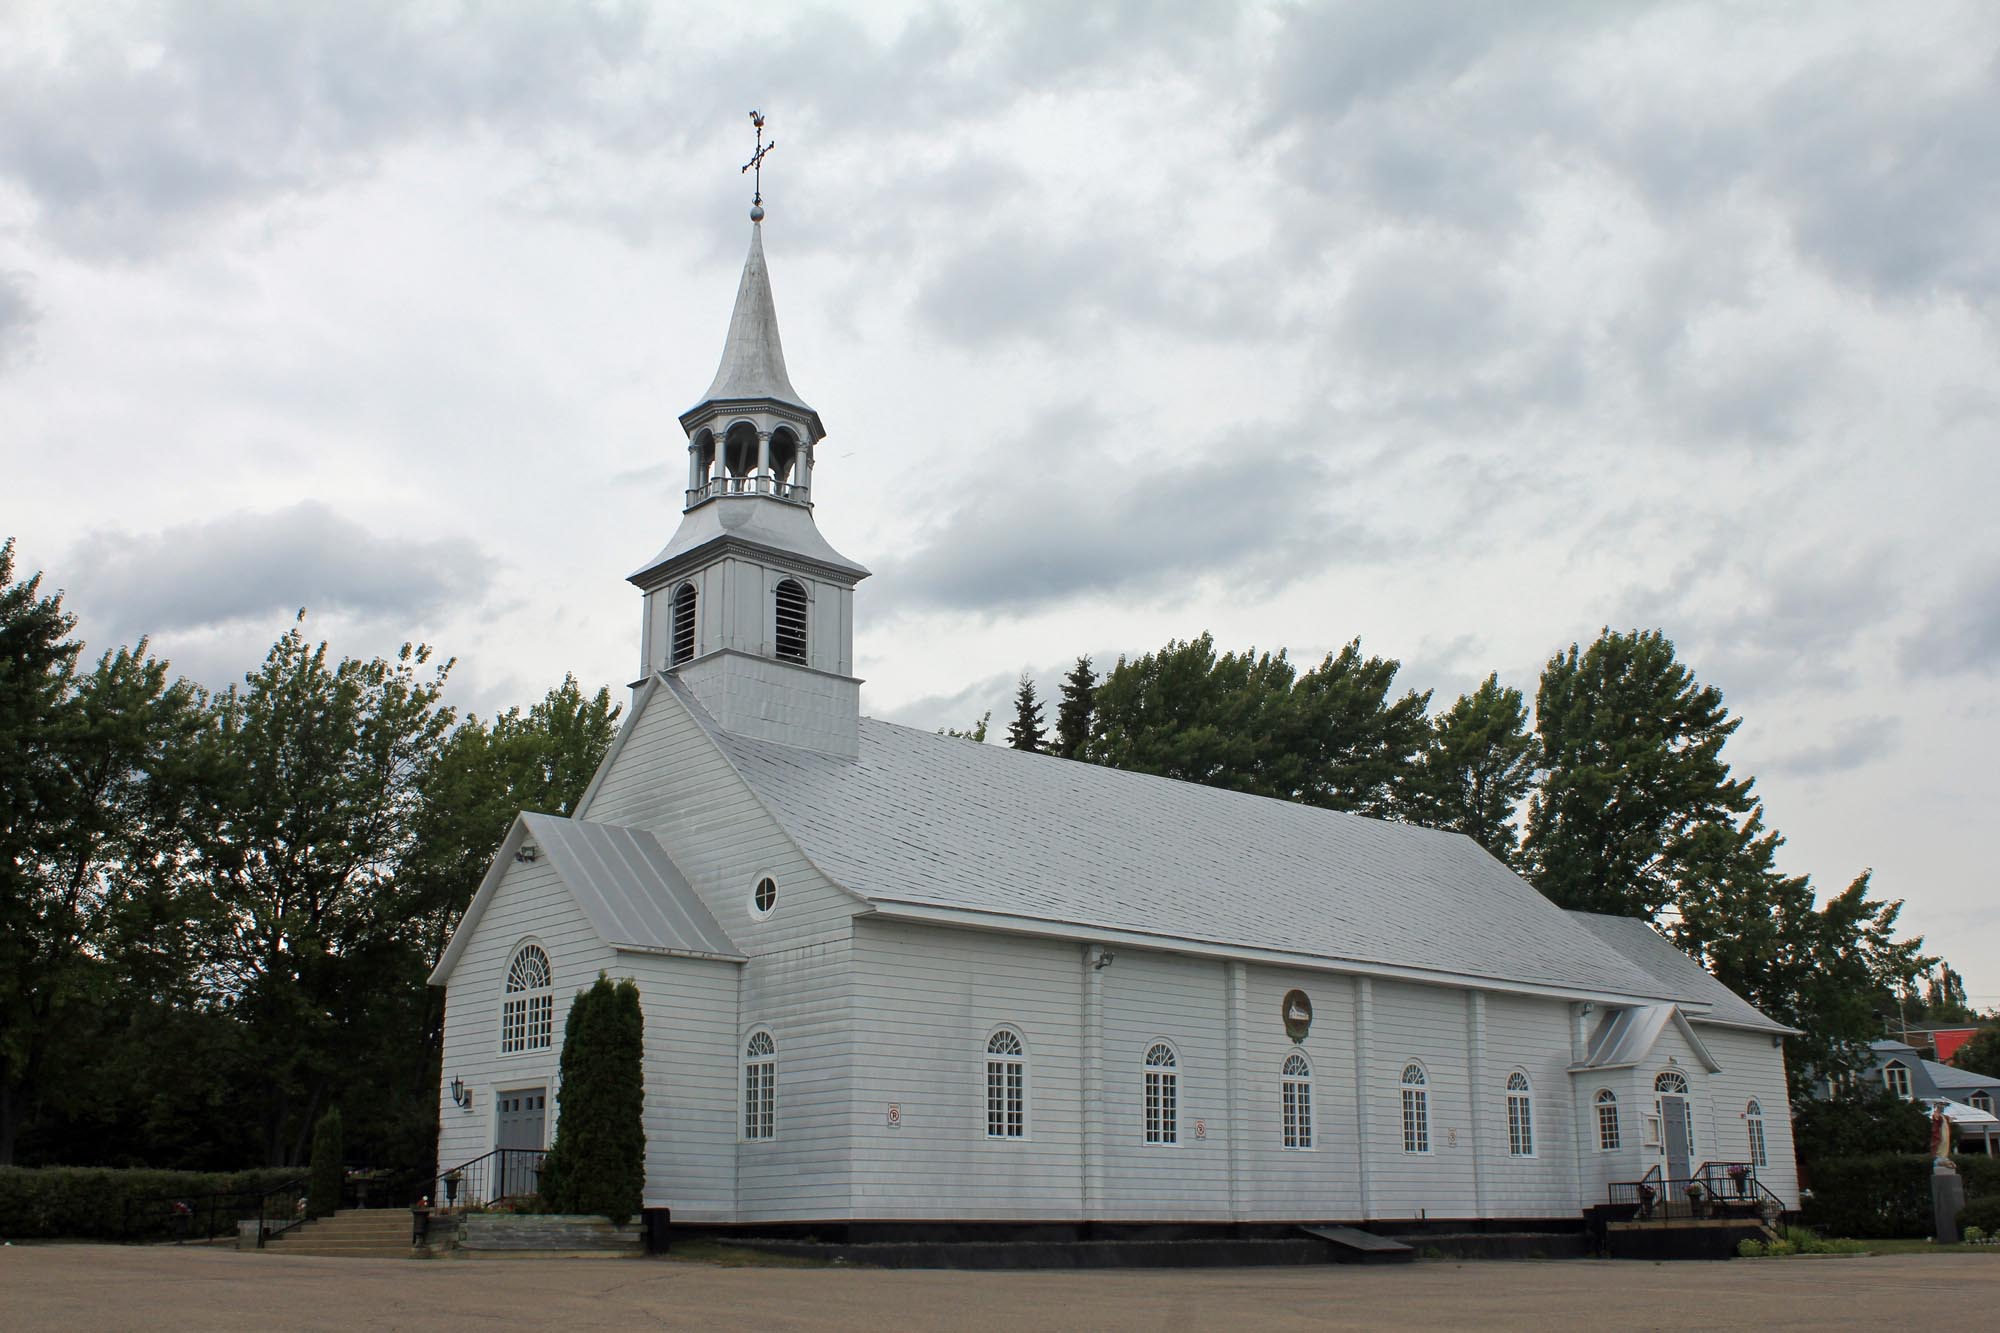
left=671, top=583, right=698, bottom=665
left=774, top=578, right=808, bottom=663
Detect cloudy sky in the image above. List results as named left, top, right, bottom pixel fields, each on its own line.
left=4, top=1, right=1996, bottom=1007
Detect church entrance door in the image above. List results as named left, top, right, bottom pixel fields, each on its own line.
left=496, top=1088, right=546, bottom=1199
left=1661, top=1093, right=1691, bottom=1186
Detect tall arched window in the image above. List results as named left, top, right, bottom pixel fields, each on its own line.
left=1282, top=1053, right=1313, bottom=1150
left=1883, top=1061, right=1912, bottom=1099
left=1401, top=1063, right=1430, bottom=1154
left=774, top=579, right=808, bottom=663
left=501, top=943, right=552, bottom=1054
left=743, top=1030, right=776, bottom=1141
left=1595, top=1089, right=1621, bottom=1151
left=671, top=583, right=698, bottom=666
left=1506, top=1071, right=1534, bottom=1156
left=986, top=1028, right=1026, bottom=1139
left=1144, top=1043, right=1179, bottom=1145
left=1745, top=1099, right=1768, bottom=1168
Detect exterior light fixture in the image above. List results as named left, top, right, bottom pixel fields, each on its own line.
left=450, top=1076, right=472, bottom=1110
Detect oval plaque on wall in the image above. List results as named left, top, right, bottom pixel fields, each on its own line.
left=1282, top=989, right=1313, bottom=1042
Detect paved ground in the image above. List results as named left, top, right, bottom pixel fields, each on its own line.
left=3, top=1245, right=1996, bottom=1331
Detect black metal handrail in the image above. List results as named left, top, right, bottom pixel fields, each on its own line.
left=253, top=1176, right=311, bottom=1248
left=119, top=1185, right=274, bottom=1244
left=342, top=1147, right=549, bottom=1216
left=1609, top=1161, right=1779, bottom=1224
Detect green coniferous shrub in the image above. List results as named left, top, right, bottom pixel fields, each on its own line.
left=307, top=1107, right=344, bottom=1219
left=539, top=974, right=645, bottom=1225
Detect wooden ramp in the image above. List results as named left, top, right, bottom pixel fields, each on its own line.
left=1298, top=1225, right=1415, bottom=1264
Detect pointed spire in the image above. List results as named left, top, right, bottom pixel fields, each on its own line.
left=699, top=223, right=809, bottom=411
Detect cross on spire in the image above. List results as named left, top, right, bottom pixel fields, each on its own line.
left=743, top=110, right=776, bottom=220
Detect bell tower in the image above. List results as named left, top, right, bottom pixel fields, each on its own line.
left=629, top=115, right=868, bottom=757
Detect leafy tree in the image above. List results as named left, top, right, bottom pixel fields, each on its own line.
left=1005, top=672, right=1047, bottom=752
left=1090, top=635, right=1305, bottom=798
left=0, top=541, right=202, bottom=1163
left=1955, top=1027, right=2000, bottom=1080
left=1410, top=672, right=1538, bottom=861
left=1791, top=1085, right=1929, bottom=1168
left=178, top=614, right=455, bottom=1166
left=1915, top=966, right=1976, bottom=1026
left=307, top=1105, right=343, bottom=1218
left=1525, top=628, right=1755, bottom=917
left=1290, top=640, right=1433, bottom=820
left=539, top=974, right=644, bottom=1225
left=1053, top=656, right=1096, bottom=759
left=938, top=711, right=990, bottom=742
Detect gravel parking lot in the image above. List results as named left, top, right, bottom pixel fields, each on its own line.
left=4, top=1245, right=1995, bottom=1331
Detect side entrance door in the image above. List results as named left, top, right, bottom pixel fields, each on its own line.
left=1661, top=1094, right=1691, bottom=1186
left=495, top=1088, right=546, bottom=1200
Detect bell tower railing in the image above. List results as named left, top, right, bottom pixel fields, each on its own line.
left=686, top=474, right=810, bottom=507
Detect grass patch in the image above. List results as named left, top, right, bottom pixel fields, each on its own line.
left=655, top=1238, right=831, bottom=1268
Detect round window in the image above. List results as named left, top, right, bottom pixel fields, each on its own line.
left=753, top=876, right=777, bottom=915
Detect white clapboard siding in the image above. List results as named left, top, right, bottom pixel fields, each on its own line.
left=1572, top=1065, right=1644, bottom=1209
left=736, top=935, right=856, bottom=1220
left=1234, top=966, right=1363, bottom=1220
left=623, top=952, right=740, bottom=1220
left=1696, top=1025, right=1800, bottom=1208
left=1364, top=979, right=1478, bottom=1218
left=846, top=919, right=1085, bottom=1220
left=437, top=858, right=614, bottom=1174
left=579, top=680, right=859, bottom=955
left=1475, top=991, right=1580, bottom=1217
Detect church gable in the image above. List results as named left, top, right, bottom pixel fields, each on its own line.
left=575, top=675, right=864, bottom=951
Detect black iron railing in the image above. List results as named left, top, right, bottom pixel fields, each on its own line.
left=254, top=1176, right=311, bottom=1248
left=120, top=1185, right=286, bottom=1244
left=1608, top=1161, right=1780, bottom=1224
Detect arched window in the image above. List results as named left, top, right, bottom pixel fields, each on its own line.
left=1655, top=1071, right=1689, bottom=1095
left=774, top=579, right=808, bottom=663
left=1401, top=1063, right=1430, bottom=1154
left=1972, top=1091, right=1995, bottom=1114
left=1745, top=1099, right=1768, bottom=1169
left=671, top=582, right=698, bottom=666
left=769, top=427, right=799, bottom=485
left=986, top=1028, right=1026, bottom=1139
left=743, top=1030, right=776, bottom=1141
left=1883, top=1061, right=1912, bottom=1099
left=1282, top=1053, right=1313, bottom=1150
left=501, top=943, right=553, bottom=1054
left=1144, top=1043, right=1179, bottom=1145
left=1595, top=1089, right=1621, bottom=1151
left=1506, top=1071, right=1534, bottom=1157
left=723, top=422, right=758, bottom=479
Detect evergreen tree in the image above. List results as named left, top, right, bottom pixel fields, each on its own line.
left=1005, top=672, right=1047, bottom=752
left=1409, top=673, right=1537, bottom=859
left=1525, top=628, right=1754, bottom=917
left=1053, top=656, right=1096, bottom=759
left=307, top=1105, right=344, bottom=1218
left=540, top=974, right=645, bottom=1225
left=938, top=711, right=990, bottom=742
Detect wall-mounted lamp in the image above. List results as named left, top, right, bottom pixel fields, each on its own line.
left=515, top=843, right=539, bottom=864
left=1579, top=1002, right=1596, bottom=1016
left=1091, top=947, right=1115, bottom=970
left=450, top=1076, right=473, bottom=1111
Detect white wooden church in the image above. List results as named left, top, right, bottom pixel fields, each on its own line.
left=430, top=199, right=1799, bottom=1233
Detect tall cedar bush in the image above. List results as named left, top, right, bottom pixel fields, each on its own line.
left=539, top=975, right=644, bottom=1225
left=307, top=1106, right=343, bottom=1218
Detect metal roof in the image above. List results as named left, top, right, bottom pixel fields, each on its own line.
left=1571, top=1003, right=1721, bottom=1073
left=1926, top=1058, right=2000, bottom=1093
left=696, top=222, right=810, bottom=412
left=691, top=692, right=1690, bottom=1000
left=1564, top=911, right=1789, bottom=1033
left=520, top=812, right=741, bottom=961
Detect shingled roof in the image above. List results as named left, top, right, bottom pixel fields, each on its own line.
left=675, top=679, right=1690, bottom=1001
left=1565, top=910, right=1789, bottom=1032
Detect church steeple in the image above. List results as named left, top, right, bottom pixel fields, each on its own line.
left=628, top=117, right=867, bottom=758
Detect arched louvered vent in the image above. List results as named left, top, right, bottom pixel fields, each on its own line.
left=671, top=583, right=698, bottom=665
left=774, top=579, right=808, bottom=663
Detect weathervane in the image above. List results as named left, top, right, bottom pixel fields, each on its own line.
left=743, top=110, right=776, bottom=221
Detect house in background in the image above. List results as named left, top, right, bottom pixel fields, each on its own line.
left=1859, top=1040, right=1999, bottom=1155
left=426, top=199, right=1801, bottom=1237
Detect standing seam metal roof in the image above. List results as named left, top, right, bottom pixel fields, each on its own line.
left=522, top=812, right=740, bottom=959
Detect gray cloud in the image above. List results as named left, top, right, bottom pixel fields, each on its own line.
left=66, top=502, right=490, bottom=635
left=1902, top=562, right=2000, bottom=678
left=0, top=270, right=35, bottom=371
left=1763, top=715, right=1901, bottom=778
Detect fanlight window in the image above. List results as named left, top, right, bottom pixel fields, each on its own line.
left=1144, top=1043, right=1179, bottom=1145
left=774, top=579, right=808, bottom=664
left=1883, top=1062, right=1912, bottom=1100
left=1654, top=1070, right=1695, bottom=1154
left=1506, top=1071, right=1534, bottom=1157
left=1401, top=1064, right=1430, bottom=1154
left=671, top=583, right=698, bottom=666
left=1655, top=1071, right=1689, bottom=1095
left=1282, top=1053, right=1313, bottom=1150
left=1746, top=1099, right=1768, bottom=1169
left=1596, top=1089, right=1621, bottom=1151
left=501, top=944, right=553, bottom=1054
left=986, top=1028, right=1026, bottom=1139
left=743, top=1030, right=776, bottom=1141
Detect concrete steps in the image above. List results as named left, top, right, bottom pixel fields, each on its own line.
left=262, top=1209, right=414, bottom=1259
